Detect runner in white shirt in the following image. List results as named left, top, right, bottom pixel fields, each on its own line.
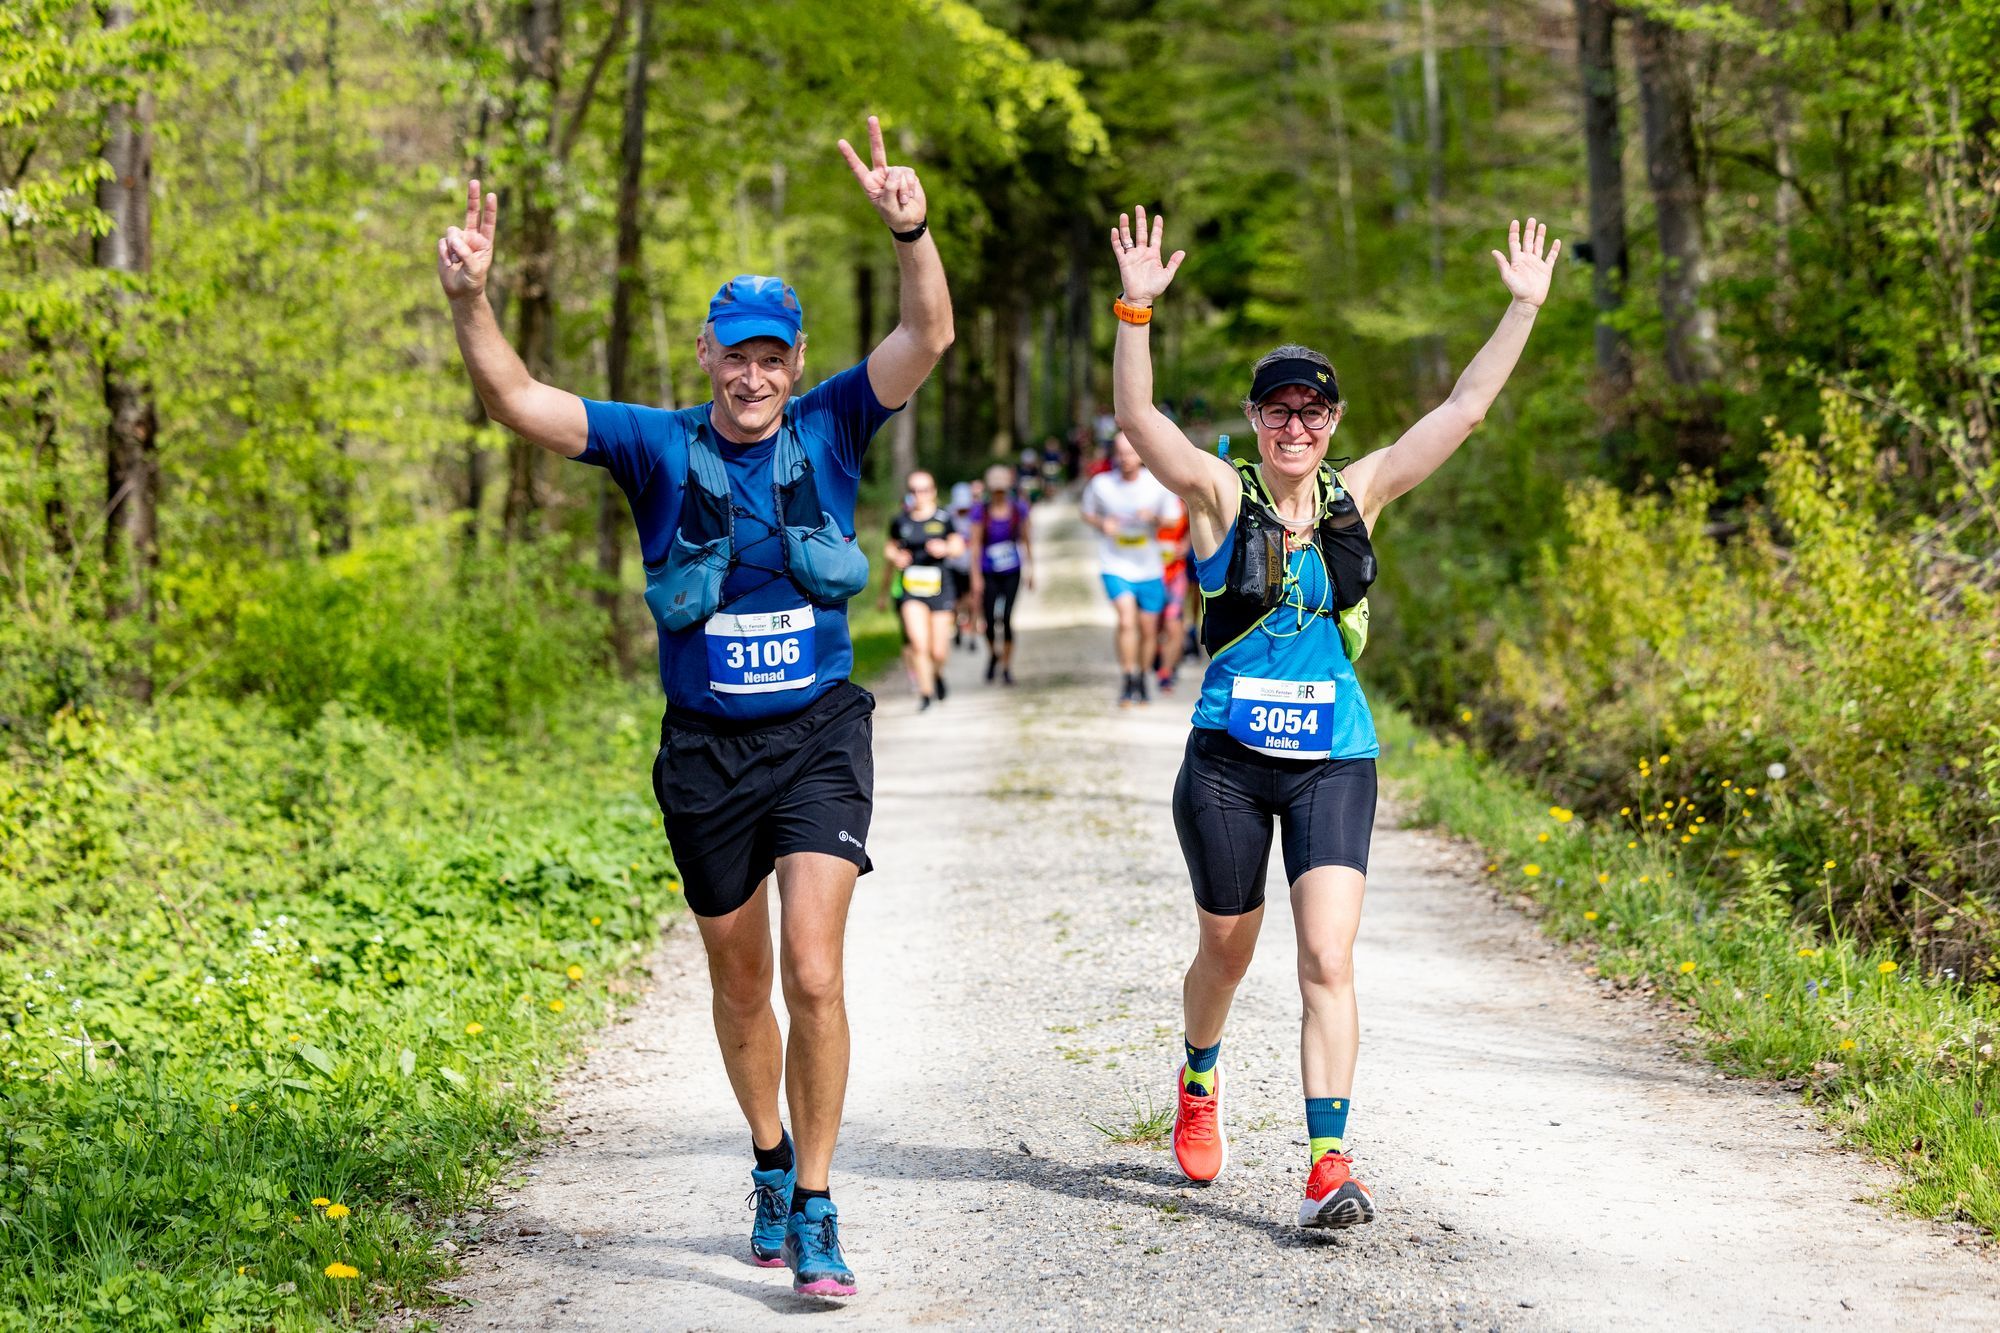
left=1081, top=432, right=1177, bottom=706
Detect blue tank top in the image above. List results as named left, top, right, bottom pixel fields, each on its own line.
left=1190, top=519, right=1378, bottom=759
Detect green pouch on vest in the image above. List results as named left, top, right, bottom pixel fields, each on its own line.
left=1338, top=598, right=1369, bottom=662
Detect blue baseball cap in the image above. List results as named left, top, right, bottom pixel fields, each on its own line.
left=707, top=274, right=804, bottom=347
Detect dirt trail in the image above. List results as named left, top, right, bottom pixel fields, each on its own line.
left=433, top=500, right=1995, bottom=1331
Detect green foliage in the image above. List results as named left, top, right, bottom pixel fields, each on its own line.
left=0, top=691, right=679, bottom=1328
left=1452, top=393, right=2000, bottom=976
left=1382, top=708, right=2000, bottom=1233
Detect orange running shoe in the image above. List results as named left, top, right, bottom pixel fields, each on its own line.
left=1298, top=1150, right=1375, bottom=1228
left=1171, top=1064, right=1228, bottom=1183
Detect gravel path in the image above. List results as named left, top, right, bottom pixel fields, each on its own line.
left=432, top=500, right=1996, bottom=1331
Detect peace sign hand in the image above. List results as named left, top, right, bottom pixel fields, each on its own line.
left=838, top=116, right=926, bottom=233
left=1109, top=205, right=1186, bottom=306
left=438, top=178, right=498, bottom=301
left=1491, top=217, right=1561, bottom=309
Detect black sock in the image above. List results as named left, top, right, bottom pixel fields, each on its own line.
left=791, top=1186, right=830, bottom=1217
left=753, top=1131, right=793, bottom=1175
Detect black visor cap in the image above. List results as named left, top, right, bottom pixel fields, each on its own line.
left=1249, top=357, right=1340, bottom=407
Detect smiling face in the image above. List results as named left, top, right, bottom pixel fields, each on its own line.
left=697, top=325, right=805, bottom=443
left=1247, top=384, right=1344, bottom=485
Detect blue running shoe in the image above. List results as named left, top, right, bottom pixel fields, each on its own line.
left=747, top=1143, right=795, bottom=1268
left=781, top=1196, right=857, bottom=1297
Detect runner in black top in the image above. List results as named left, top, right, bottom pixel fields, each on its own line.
left=884, top=469, right=963, bottom=710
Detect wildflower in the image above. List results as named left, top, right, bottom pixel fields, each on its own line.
left=312, top=1197, right=330, bottom=1208
left=549, top=998, right=566, bottom=1013
left=237, top=1266, right=246, bottom=1275
left=1549, top=806, right=1574, bottom=823
left=1658, top=754, right=1670, bottom=766
left=567, top=965, right=584, bottom=982
left=1877, top=961, right=1897, bottom=975
left=1619, top=806, right=1631, bottom=816
left=1627, top=841, right=1638, bottom=849
left=1823, top=860, right=1837, bottom=871
left=1762, top=993, right=1772, bottom=1000
left=324, top=1262, right=359, bottom=1280
left=591, top=916, right=603, bottom=926
left=1459, top=709, right=1473, bottom=723
left=325, top=1203, right=350, bottom=1220
left=1537, top=832, right=1550, bottom=843
left=1766, top=762, right=1786, bottom=780
left=1584, top=911, right=1599, bottom=922
left=1679, top=961, right=1697, bottom=974
left=1797, top=947, right=1820, bottom=958
left=227, top=1103, right=238, bottom=1113
left=1596, top=873, right=1610, bottom=886
left=465, top=1022, right=485, bottom=1035
left=1639, top=875, right=1651, bottom=883
left=1838, top=1039, right=1857, bottom=1052
left=1484, top=863, right=1497, bottom=873
left=1720, top=779, right=1732, bottom=788
left=288, top=1034, right=301, bottom=1043
left=1745, top=786, right=1757, bottom=796
left=1522, top=864, right=1542, bottom=878
left=1681, top=835, right=1693, bottom=844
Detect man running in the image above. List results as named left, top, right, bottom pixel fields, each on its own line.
left=884, top=469, right=963, bottom=710
left=1109, top=204, right=1558, bottom=1228
left=435, top=116, right=953, bottom=1297
left=968, top=463, right=1034, bottom=685
left=1081, top=432, right=1175, bottom=706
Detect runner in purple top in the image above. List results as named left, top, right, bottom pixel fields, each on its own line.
left=968, top=463, right=1034, bottom=686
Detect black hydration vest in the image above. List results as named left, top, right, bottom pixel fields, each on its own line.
left=1199, top=458, right=1377, bottom=661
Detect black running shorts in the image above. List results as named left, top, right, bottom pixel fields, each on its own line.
left=1171, top=728, right=1378, bottom=917
left=651, top=682, right=876, bottom=917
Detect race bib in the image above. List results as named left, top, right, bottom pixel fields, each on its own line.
left=706, top=608, right=816, bottom=695
left=902, top=565, right=945, bottom=598
left=1115, top=531, right=1150, bottom=548
left=1227, top=676, right=1336, bottom=759
left=984, top=540, right=1020, bottom=573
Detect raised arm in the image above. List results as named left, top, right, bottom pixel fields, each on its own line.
left=437, top=180, right=587, bottom=458
left=839, top=116, right=954, bottom=410
left=1344, top=218, right=1561, bottom=523
left=1109, top=206, right=1238, bottom=526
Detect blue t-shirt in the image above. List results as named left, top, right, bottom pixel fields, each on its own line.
left=576, top=361, right=896, bottom=722
left=1190, top=520, right=1379, bottom=759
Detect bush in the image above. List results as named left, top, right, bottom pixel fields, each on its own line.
left=1458, top=392, right=2000, bottom=976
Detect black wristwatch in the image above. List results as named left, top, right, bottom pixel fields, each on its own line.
left=892, top=219, right=928, bottom=244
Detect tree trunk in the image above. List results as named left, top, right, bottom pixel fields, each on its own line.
left=1634, top=14, right=1721, bottom=392
left=503, top=0, right=561, bottom=544
left=1316, top=38, right=1360, bottom=274
left=28, top=318, right=71, bottom=557
left=97, top=1, right=158, bottom=702
left=889, top=398, right=919, bottom=488
left=1065, top=217, right=1094, bottom=436
left=1576, top=0, right=1633, bottom=402
left=1418, top=0, right=1450, bottom=389
left=600, top=0, right=652, bottom=676
left=1009, top=302, right=1033, bottom=457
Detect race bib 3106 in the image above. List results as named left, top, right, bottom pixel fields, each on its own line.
left=1226, top=676, right=1336, bottom=759
left=706, top=607, right=816, bottom=695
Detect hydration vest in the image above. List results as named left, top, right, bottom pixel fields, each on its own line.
left=642, top=419, right=870, bottom=634
left=1199, top=458, right=1376, bottom=662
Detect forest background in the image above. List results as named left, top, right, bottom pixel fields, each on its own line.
left=2, top=0, right=1997, bottom=1326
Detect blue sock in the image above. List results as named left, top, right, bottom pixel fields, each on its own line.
left=1306, top=1097, right=1350, bottom=1164
left=1183, top=1037, right=1220, bottom=1095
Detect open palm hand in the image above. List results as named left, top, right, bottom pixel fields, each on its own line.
left=1491, top=217, right=1560, bottom=308
left=1110, top=205, right=1185, bottom=305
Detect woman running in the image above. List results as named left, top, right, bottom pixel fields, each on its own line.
left=884, top=469, right=964, bottom=710
left=1109, top=205, right=1559, bottom=1227
left=968, top=463, right=1034, bottom=685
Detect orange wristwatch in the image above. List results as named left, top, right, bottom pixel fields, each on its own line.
left=1113, top=297, right=1153, bottom=326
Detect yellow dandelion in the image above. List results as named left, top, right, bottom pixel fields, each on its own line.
left=566, top=964, right=584, bottom=982
left=1678, top=960, right=1697, bottom=974
left=237, top=1266, right=246, bottom=1275
left=591, top=916, right=603, bottom=926
left=1681, top=835, right=1693, bottom=844
left=288, top=1034, right=301, bottom=1043
left=1823, top=860, right=1837, bottom=871
left=1720, top=779, right=1732, bottom=788
left=312, top=1197, right=330, bottom=1208
left=1762, top=993, right=1772, bottom=1000
left=1639, top=875, right=1651, bottom=883
left=1584, top=910, right=1599, bottom=922
left=1797, top=947, right=1820, bottom=958
left=1596, top=873, right=1610, bottom=886
left=1484, top=863, right=1497, bottom=873
left=1877, top=960, right=1897, bottom=975
left=324, top=1262, right=359, bottom=1280
left=324, top=1203, right=350, bottom=1220
left=1744, top=786, right=1757, bottom=795
left=1537, top=832, right=1550, bottom=843
left=1619, top=806, right=1632, bottom=816
left=1838, top=1039, right=1856, bottom=1052
left=1549, top=806, right=1574, bottom=823
left=227, top=1103, right=238, bottom=1113
left=1659, top=754, right=1670, bottom=765
left=548, top=997, right=567, bottom=1013
left=465, top=1022, right=485, bottom=1035
left=1459, top=709, right=1473, bottom=723
left=1627, top=840, right=1638, bottom=849
left=1522, top=864, right=1542, bottom=877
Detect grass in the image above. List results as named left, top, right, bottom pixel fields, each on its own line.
left=1377, top=708, right=2000, bottom=1234
left=0, top=690, right=682, bottom=1330
left=1089, top=1091, right=1175, bottom=1147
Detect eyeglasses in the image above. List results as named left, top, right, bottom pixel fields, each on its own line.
left=909, top=482, right=936, bottom=493
left=1253, top=402, right=1335, bottom=431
